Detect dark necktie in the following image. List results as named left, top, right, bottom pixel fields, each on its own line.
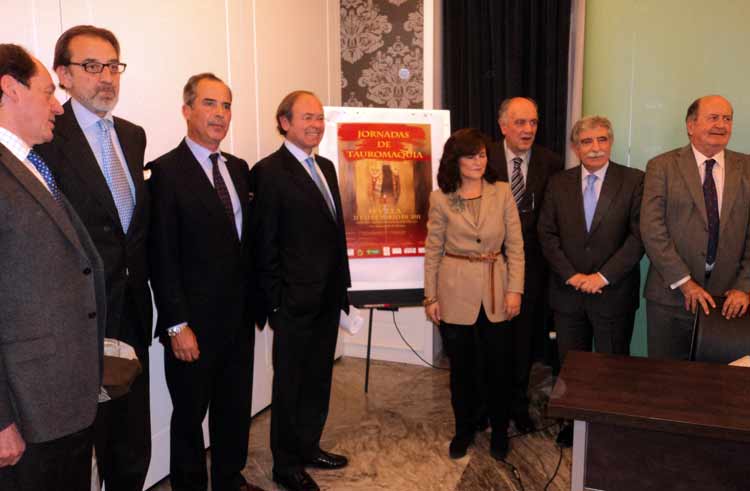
left=209, top=153, right=236, bottom=233
left=510, top=157, right=525, bottom=206
left=703, top=159, right=720, bottom=265
left=27, top=149, right=63, bottom=203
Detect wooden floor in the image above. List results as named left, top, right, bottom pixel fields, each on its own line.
left=151, top=357, right=571, bottom=491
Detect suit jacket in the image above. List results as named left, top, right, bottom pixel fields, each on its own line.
left=641, top=145, right=750, bottom=306
left=148, top=139, right=258, bottom=339
left=0, top=143, right=106, bottom=443
left=36, top=99, right=153, bottom=349
left=538, top=162, right=644, bottom=316
left=424, top=181, right=525, bottom=324
left=487, top=140, right=563, bottom=295
left=250, top=144, right=351, bottom=320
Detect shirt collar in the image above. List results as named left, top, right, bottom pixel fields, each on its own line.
left=503, top=139, right=530, bottom=163
left=185, top=136, right=224, bottom=164
left=284, top=139, right=315, bottom=163
left=581, top=161, right=610, bottom=181
left=71, top=97, right=114, bottom=131
left=0, top=126, right=31, bottom=162
left=691, top=145, right=725, bottom=169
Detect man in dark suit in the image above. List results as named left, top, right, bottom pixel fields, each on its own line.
left=34, top=26, right=152, bottom=491
left=251, top=91, right=351, bottom=491
left=0, top=43, right=106, bottom=491
left=641, top=95, right=750, bottom=360
left=538, top=115, right=644, bottom=447
left=487, top=97, right=563, bottom=433
left=149, top=73, right=264, bottom=491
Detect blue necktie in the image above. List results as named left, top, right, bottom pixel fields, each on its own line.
left=583, top=173, right=598, bottom=232
left=305, top=157, right=335, bottom=217
left=27, top=149, right=62, bottom=203
left=98, top=119, right=134, bottom=233
left=703, top=159, right=720, bottom=265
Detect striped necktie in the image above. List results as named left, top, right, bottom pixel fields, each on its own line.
left=510, top=157, right=525, bottom=205
left=209, top=152, right=237, bottom=235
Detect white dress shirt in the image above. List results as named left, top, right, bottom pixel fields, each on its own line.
left=0, top=126, right=51, bottom=192
left=504, top=139, right=530, bottom=183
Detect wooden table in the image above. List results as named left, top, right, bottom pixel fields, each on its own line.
left=548, top=351, right=750, bottom=491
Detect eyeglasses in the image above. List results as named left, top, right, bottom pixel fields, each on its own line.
left=68, top=62, right=127, bottom=74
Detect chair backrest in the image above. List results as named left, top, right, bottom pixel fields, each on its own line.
left=690, top=296, right=750, bottom=363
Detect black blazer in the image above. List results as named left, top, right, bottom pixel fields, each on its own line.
left=148, top=139, right=260, bottom=340
left=36, top=99, right=153, bottom=348
left=250, top=144, right=351, bottom=320
left=537, top=162, right=645, bottom=316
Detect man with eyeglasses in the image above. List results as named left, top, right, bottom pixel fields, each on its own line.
left=641, top=95, right=750, bottom=360
left=35, top=25, right=152, bottom=491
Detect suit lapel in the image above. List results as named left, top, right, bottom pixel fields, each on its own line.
left=677, top=145, right=708, bottom=226
left=55, top=101, right=121, bottom=226
left=177, top=141, right=239, bottom=240
left=476, top=180, right=496, bottom=229
left=0, top=144, right=84, bottom=254
left=495, top=141, right=510, bottom=182
left=588, top=163, right=622, bottom=236
left=570, top=167, right=588, bottom=238
left=720, top=151, right=741, bottom=236
left=279, top=145, right=337, bottom=225
left=525, top=146, right=543, bottom=198
left=318, top=158, right=345, bottom=227
left=225, top=155, right=249, bottom=243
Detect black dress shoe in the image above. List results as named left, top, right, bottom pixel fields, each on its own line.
left=449, top=432, right=474, bottom=459
left=307, top=449, right=348, bottom=469
left=272, top=469, right=320, bottom=491
left=556, top=422, right=573, bottom=448
left=490, top=431, right=509, bottom=461
left=512, top=411, right=535, bottom=434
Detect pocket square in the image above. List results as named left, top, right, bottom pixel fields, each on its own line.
left=143, top=169, right=152, bottom=181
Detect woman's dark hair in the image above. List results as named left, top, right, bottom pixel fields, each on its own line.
left=437, top=128, right=497, bottom=193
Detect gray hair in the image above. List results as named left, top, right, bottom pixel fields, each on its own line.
left=570, top=115, right=614, bottom=145
left=182, top=72, right=231, bottom=106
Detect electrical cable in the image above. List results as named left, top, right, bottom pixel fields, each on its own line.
left=390, top=311, right=565, bottom=489
left=390, top=311, right=449, bottom=370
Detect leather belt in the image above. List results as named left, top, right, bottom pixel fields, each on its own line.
left=444, top=251, right=502, bottom=314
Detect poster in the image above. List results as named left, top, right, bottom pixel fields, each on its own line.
left=337, top=123, right=432, bottom=259
left=320, top=107, right=450, bottom=290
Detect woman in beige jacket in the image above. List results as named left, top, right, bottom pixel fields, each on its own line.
left=424, top=128, right=524, bottom=460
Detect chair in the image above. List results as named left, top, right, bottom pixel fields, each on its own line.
left=690, top=296, right=750, bottom=363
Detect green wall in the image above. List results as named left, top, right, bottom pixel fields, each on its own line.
left=583, top=0, right=750, bottom=355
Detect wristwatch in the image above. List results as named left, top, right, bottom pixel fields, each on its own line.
left=167, top=324, right=186, bottom=337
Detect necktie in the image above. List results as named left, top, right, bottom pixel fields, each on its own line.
left=510, top=157, right=525, bottom=206
left=98, top=119, right=134, bottom=233
left=703, top=159, right=720, bottom=265
left=583, top=173, right=598, bottom=232
left=305, top=157, right=335, bottom=217
left=27, top=149, right=62, bottom=203
left=209, top=153, right=237, bottom=234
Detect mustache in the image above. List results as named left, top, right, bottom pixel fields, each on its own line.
left=585, top=150, right=607, bottom=158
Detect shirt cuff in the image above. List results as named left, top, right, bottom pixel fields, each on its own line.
left=670, top=275, right=691, bottom=290
left=167, top=321, right=187, bottom=331
left=597, top=272, right=609, bottom=285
